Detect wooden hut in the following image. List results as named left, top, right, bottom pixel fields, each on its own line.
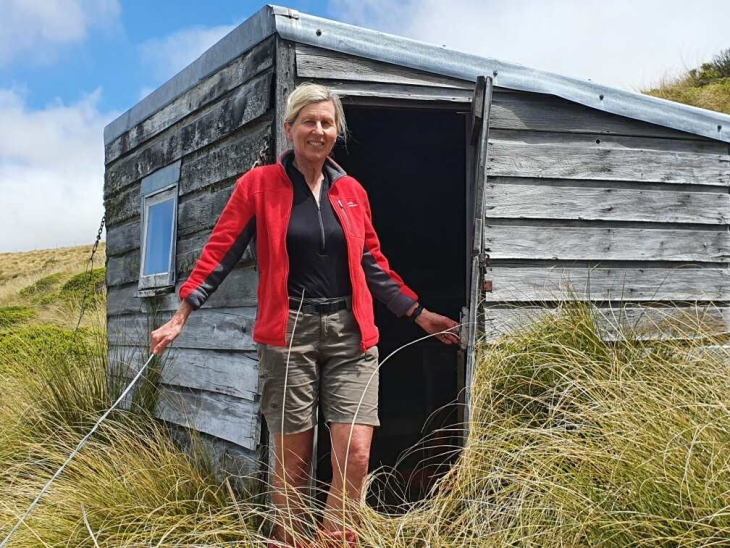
left=103, top=5, right=730, bottom=489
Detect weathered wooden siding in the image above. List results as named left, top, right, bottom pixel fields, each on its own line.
left=104, top=36, right=277, bottom=463
left=483, top=92, right=730, bottom=341
left=295, top=43, right=474, bottom=104
left=293, top=43, right=730, bottom=342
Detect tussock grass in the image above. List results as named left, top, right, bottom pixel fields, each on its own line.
left=643, top=47, right=730, bottom=115
left=18, top=273, right=67, bottom=300
left=2, top=300, right=730, bottom=546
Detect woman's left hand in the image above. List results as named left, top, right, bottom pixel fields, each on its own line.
left=415, top=309, right=460, bottom=345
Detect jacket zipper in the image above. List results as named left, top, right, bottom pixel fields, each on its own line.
left=316, top=205, right=326, bottom=253
left=316, top=184, right=326, bottom=253
left=337, top=199, right=352, bottom=232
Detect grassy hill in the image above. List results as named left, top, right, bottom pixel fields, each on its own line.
left=0, top=244, right=106, bottom=330
left=643, top=48, right=730, bottom=115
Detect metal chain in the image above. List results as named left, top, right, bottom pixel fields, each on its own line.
left=72, top=214, right=106, bottom=334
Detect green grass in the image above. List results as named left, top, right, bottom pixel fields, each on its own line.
left=1, top=300, right=729, bottom=546
left=0, top=325, right=93, bottom=371
left=19, top=272, right=67, bottom=301
left=0, top=306, right=36, bottom=329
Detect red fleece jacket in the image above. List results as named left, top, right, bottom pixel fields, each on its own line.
left=179, top=153, right=418, bottom=351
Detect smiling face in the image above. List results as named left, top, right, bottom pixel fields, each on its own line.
left=284, top=100, right=339, bottom=167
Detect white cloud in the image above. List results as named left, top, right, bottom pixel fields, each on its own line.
left=0, top=87, right=117, bottom=252
left=138, top=24, right=236, bottom=84
left=329, top=0, right=730, bottom=91
left=0, top=0, right=121, bottom=66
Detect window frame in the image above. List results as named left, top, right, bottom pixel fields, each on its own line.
left=138, top=161, right=181, bottom=292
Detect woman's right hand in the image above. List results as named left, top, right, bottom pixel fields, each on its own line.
left=150, top=320, right=183, bottom=355
left=150, top=301, right=194, bottom=355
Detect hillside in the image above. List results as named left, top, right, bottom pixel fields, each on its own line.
left=0, top=243, right=106, bottom=330
left=643, top=48, right=730, bottom=115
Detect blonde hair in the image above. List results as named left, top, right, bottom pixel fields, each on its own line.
left=284, top=83, right=347, bottom=141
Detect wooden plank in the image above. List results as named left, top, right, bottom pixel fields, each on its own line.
left=105, top=70, right=273, bottom=197
left=105, top=185, right=140, bottom=227
left=313, top=80, right=472, bottom=103
left=488, top=140, right=730, bottom=186
left=105, top=37, right=275, bottom=165
left=485, top=183, right=730, bottom=224
left=176, top=229, right=255, bottom=275
left=106, top=220, right=141, bottom=257
left=483, top=305, right=730, bottom=342
left=164, top=424, right=260, bottom=484
left=180, top=121, right=271, bottom=196
left=483, top=266, right=730, bottom=302
left=296, top=43, right=473, bottom=90
left=156, top=386, right=260, bottom=450
left=107, top=266, right=258, bottom=315
left=491, top=93, right=709, bottom=140
left=485, top=225, right=730, bottom=262
left=111, top=346, right=259, bottom=401
left=177, top=182, right=235, bottom=237
left=490, top=128, right=728, bottom=155
left=108, top=307, right=257, bottom=351
left=106, top=250, right=140, bottom=287
left=275, top=38, right=296, bottom=156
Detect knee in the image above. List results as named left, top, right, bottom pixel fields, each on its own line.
left=332, top=442, right=370, bottom=477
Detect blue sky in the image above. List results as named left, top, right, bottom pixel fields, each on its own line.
left=1, top=0, right=729, bottom=252
left=2, top=1, right=330, bottom=114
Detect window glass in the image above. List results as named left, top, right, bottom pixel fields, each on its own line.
left=143, top=198, right=175, bottom=276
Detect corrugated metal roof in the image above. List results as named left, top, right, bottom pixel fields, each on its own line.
left=104, top=4, right=730, bottom=145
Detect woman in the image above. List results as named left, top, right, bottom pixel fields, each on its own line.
left=151, top=83, right=459, bottom=546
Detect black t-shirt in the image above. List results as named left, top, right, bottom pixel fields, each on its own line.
left=285, top=157, right=352, bottom=299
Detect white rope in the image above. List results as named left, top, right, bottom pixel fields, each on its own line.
left=0, top=354, right=156, bottom=548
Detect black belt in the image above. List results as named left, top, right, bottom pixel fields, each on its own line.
left=289, top=298, right=351, bottom=314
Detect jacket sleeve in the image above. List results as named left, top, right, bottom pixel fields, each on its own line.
left=360, top=189, right=418, bottom=317
left=179, top=173, right=256, bottom=310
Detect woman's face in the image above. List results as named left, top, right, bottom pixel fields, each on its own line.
left=285, top=100, right=338, bottom=166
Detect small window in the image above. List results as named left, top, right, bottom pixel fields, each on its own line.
left=138, top=161, right=180, bottom=291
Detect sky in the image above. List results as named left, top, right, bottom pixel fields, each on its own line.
left=1, top=0, right=729, bottom=252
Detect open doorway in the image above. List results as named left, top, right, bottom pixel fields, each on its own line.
left=317, top=104, right=468, bottom=508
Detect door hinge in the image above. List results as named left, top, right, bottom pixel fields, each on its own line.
left=483, top=280, right=493, bottom=292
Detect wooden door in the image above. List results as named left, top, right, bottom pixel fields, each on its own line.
left=458, top=75, right=493, bottom=435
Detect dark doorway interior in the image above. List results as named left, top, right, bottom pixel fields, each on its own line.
left=317, top=105, right=467, bottom=508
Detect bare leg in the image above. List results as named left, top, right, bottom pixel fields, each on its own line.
left=271, top=428, right=314, bottom=544
left=322, top=423, right=373, bottom=531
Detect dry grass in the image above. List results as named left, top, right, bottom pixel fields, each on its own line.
left=0, top=244, right=106, bottom=307
left=642, top=48, right=730, bottom=115
left=644, top=76, right=730, bottom=116
left=2, top=300, right=730, bottom=546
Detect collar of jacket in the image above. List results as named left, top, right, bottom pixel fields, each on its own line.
left=277, top=149, right=348, bottom=188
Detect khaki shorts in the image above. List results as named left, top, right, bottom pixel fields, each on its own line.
left=258, top=304, right=380, bottom=435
